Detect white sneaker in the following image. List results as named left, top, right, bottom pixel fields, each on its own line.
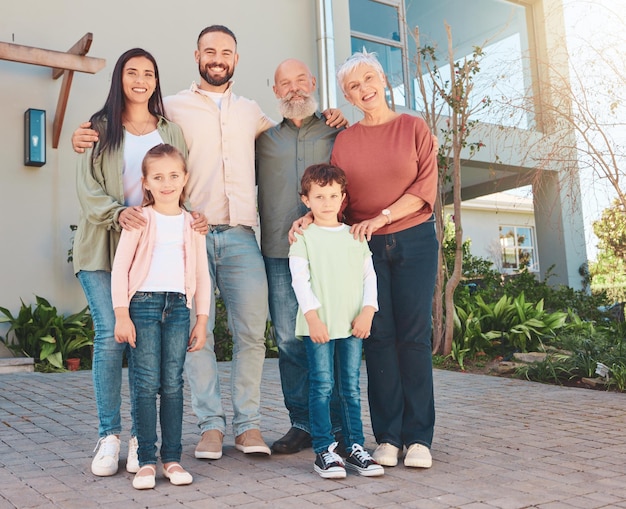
left=126, top=436, right=139, bottom=473
left=404, top=443, right=432, bottom=468
left=91, top=435, right=120, bottom=476
left=372, top=443, right=400, bottom=467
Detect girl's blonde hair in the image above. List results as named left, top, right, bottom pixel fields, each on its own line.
left=141, top=144, right=188, bottom=207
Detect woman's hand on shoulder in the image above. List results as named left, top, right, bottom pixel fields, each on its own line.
left=119, top=206, right=147, bottom=230
left=350, top=215, right=387, bottom=241
left=288, top=211, right=314, bottom=244
left=191, top=211, right=208, bottom=235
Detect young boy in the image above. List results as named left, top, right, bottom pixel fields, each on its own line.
left=289, top=163, right=383, bottom=479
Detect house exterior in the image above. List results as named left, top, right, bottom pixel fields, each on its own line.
left=445, top=192, right=538, bottom=274
left=0, top=0, right=587, bottom=325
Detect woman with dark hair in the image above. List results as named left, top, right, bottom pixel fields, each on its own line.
left=73, top=48, right=193, bottom=478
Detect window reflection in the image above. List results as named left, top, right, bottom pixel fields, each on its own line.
left=348, top=0, right=536, bottom=128
left=499, top=225, right=538, bottom=272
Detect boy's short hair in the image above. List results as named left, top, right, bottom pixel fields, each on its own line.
left=300, top=163, right=348, bottom=196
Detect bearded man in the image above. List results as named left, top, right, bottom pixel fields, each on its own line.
left=256, top=58, right=345, bottom=454
left=71, top=37, right=345, bottom=459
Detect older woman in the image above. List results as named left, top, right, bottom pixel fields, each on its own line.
left=330, top=51, right=438, bottom=469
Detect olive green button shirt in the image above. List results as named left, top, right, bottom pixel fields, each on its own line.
left=72, top=116, right=188, bottom=274
left=255, top=112, right=340, bottom=258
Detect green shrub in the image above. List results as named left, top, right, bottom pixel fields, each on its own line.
left=0, top=296, right=94, bottom=371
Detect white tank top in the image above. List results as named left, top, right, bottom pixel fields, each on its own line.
left=122, top=130, right=163, bottom=206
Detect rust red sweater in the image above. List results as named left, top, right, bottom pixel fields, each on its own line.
left=331, top=114, right=438, bottom=234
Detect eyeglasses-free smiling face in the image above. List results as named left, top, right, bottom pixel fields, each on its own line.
left=122, top=56, right=157, bottom=105
left=342, top=64, right=387, bottom=113
left=142, top=155, right=189, bottom=213
left=195, top=31, right=239, bottom=90
left=273, top=59, right=319, bottom=120
left=301, top=181, right=345, bottom=227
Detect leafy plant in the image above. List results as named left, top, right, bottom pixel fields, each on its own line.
left=608, top=362, right=626, bottom=392
left=514, top=355, right=573, bottom=385
left=0, top=296, right=93, bottom=371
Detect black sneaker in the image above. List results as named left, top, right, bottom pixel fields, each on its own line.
left=314, top=442, right=346, bottom=479
left=345, top=444, right=385, bottom=477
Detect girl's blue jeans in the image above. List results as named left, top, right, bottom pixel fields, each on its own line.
left=128, top=291, right=190, bottom=466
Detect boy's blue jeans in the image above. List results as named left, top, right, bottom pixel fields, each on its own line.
left=128, top=292, right=190, bottom=466
left=305, top=336, right=364, bottom=453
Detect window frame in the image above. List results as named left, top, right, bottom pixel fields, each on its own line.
left=348, top=0, right=542, bottom=128
left=348, top=0, right=412, bottom=109
left=499, top=224, right=539, bottom=273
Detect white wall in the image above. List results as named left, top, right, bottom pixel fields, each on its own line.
left=445, top=194, right=536, bottom=269
left=0, top=0, right=325, bottom=327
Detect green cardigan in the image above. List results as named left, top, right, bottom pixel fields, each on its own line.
left=72, top=116, right=188, bottom=274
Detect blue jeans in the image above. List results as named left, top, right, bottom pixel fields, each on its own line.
left=128, top=292, right=189, bottom=465
left=185, top=225, right=268, bottom=436
left=305, top=336, right=364, bottom=453
left=365, top=220, right=438, bottom=449
left=77, top=270, right=135, bottom=438
left=263, top=257, right=310, bottom=432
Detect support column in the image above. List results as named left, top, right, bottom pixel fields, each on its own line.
left=532, top=169, right=588, bottom=290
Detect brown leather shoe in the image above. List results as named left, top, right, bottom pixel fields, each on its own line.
left=194, top=429, right=223, bottom=459
left=235, top=429, right=271, bottom=455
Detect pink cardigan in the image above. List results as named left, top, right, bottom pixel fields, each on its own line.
left=111, top=206, right=211, bottom=315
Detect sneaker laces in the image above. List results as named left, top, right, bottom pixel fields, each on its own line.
left=349, top=443, right=373, bottom=462
left=321, top=442, right=344, bottom=465
left=128, top=436, right=138, bottom=457
left=93, top=436, right=118, bottom=457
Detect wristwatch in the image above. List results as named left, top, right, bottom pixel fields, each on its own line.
left=382, top=209, right=392, bottom=224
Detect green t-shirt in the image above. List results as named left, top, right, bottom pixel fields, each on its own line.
left=289, top=224, right=372, bottom=339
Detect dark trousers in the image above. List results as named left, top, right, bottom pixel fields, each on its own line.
left=364, top=219, right=438, bottom=448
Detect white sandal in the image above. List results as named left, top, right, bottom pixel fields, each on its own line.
left=163, top=462, right=193, bottom=486
left=132, top=464, right=156, bottom=490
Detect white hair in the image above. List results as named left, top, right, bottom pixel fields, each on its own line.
left=336, top=49, right=386, bottom=94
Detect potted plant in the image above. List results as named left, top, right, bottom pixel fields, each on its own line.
left=0, top=296, right=94, bottom=371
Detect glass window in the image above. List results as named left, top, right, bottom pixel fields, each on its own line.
left=499, top=225, right=538, bottom=272
left=351, top=36, right=406, bottom=107
left=349, top=0, right=400, bottom=40
left=347, top=0, right=536, bottom=128
left=406, top=0, right=534, bottom=128
left=348, top=0, right=407, bottom=107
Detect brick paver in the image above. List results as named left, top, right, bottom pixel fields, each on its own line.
left=1, top=359, right=625, bottom=508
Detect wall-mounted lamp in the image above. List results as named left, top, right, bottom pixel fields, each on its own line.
left=24, top=108, right=46, bottom=167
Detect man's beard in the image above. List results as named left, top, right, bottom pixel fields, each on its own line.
left=278, top=91, right=319, bottom=120
left=198, top=62, right=234, bottom=87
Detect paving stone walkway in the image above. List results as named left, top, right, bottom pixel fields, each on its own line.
left=1, top=359, right=625, bottom=508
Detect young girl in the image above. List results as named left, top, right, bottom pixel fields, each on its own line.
left=112, top=143, right=211, bottom=490
left=74, top=48, right=205, bottom=478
